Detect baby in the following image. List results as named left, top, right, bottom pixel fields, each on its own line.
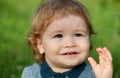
left=22, top=0, right=113, bottom=78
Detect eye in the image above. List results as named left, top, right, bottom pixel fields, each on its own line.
left=54, top=34, right=63, bottom=38
left=75, top=33, right=83, bottom=37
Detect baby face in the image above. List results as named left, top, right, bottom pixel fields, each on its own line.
left=39, top=15, right=90, bottom=72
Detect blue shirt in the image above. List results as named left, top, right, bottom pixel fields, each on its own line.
left=21, top=62, right=95, bottom=78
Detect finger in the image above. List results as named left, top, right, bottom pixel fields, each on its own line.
left=96, top=48, right=103, bottom=56
left=103, top=47, right=112, bottom=61
left=96, top=48, right=105, bottom=66
left=101, top=47, right=113, bottom=66
left=97, top=47, right=112, bottom=65
left=88, top=57, right=97, bottom=69
left=99, top=55, right=105, bottom=66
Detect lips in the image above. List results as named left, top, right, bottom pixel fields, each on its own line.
left=61, top=52, right=79, bottom=55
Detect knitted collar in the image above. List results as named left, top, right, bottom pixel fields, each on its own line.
left=40, top=61, right=86, bottom=78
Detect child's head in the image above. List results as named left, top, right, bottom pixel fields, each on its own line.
left=28, top=0, right=95, bottom=65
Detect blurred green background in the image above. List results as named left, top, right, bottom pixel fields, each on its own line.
left=0, top=0, right=120, bottom=78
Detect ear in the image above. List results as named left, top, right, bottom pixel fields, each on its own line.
left=37, top=39, right=45, bottom=54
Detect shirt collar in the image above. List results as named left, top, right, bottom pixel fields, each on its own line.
left=40, top=61, right=86, bottom=78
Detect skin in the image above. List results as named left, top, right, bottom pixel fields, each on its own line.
left=88, top=47, right=113, bottom=78
left=37, top=15, right=113, bottom=78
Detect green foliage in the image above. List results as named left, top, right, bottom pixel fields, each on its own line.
left=0, top=0, right=120, bottom=78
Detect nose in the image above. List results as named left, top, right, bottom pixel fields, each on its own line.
left=64, top=37, right=76, bottom=48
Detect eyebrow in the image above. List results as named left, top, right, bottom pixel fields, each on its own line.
left=75, top=29, right=88, bottom=33
left=49, top=29, right=63, bottom=36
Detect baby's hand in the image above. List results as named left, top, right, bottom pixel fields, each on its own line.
left=88, top=47, right=113, bottom=78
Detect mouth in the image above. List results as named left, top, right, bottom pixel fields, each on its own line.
left=61, top=52, right=79, bottom=55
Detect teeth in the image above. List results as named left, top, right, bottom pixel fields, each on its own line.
left=64, top=52, right=77, bottom=55
left=69, top=53, right=72, bottom=55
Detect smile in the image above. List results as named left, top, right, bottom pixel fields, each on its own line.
left=61, top=52, right=79, bottom=55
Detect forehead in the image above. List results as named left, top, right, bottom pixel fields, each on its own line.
left=45, top=15, right=88, bottom=32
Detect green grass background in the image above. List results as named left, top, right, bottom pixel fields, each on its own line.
left=0, top=0, right=120, bottom=78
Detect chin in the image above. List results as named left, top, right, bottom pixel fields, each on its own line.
left=63, top=62, right=81, bottom=68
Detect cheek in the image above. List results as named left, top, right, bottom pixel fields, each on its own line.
left=85, top=40, right=90, bottom=48
left=42, top=40, right=59, bottom=53
left=84, top=41, right=90, bottom=51
left=77, top=38, right=90, bottom=51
